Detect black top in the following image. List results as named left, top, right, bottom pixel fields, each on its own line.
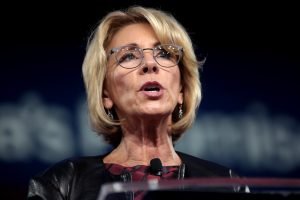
left=27, top=151, right=243, bottom=200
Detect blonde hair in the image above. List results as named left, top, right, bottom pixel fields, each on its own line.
left=82, top=6, right=203, bottom=146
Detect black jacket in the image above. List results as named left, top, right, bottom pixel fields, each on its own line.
left=27, top=151, right=243, bottom=200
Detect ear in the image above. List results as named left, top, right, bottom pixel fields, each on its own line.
left=177, top=91, right=183, bottom=105
left=177, top=82, right=183, bottom=104
left=103, top=89, right=113, bottom=109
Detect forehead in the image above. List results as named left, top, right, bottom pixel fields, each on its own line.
left=108, top=23, right=159, bottom=50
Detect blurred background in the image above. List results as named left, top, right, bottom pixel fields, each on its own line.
left=1, top=0, right=299, bottom=199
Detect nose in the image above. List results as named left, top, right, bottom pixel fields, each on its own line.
left=141, top=51, right=158, bottom=74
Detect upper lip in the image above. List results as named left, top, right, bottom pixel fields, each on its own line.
left=139, top=81, right=163, bottom=91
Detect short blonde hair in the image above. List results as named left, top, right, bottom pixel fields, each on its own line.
left=82, top=6, right=203, bottom=146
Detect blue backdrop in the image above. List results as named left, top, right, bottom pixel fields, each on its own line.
left=1, top=1, right=299, bottom=199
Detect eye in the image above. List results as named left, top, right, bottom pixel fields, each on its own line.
left=118, top=53, right=137, bottom=63
left=156, top=49, right=172, bottom=59
left=117, top=48, right=141, bottom=63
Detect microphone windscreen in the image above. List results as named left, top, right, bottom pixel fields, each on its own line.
left=150, top=158, right=163, bottom=176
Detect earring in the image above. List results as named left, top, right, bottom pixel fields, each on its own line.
left=178, top=104, right=183, bottom=119
left=107, top=109, right=114, bottom=120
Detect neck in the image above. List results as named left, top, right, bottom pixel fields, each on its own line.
left=103, top=116, right=181, bottom=167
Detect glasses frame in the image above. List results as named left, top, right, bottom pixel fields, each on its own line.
left=108, top=44, right=183, bottom=69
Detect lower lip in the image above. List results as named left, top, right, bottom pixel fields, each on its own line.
left=141, top=89, right=163, bottom=98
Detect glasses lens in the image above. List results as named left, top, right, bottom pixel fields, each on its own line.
left=154, top=45, right=182, bottom=67
left=115, top=46, right=142, bottom=69
left=113, top=44, right=182, bottom=69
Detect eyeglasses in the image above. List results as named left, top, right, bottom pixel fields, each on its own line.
left=108, top=44, right=183, bottom=69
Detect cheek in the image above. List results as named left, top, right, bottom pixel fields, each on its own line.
left=172, top=69, right=182, bottom=91
left=172, top=69, right=183, bottom=102
left=109, top=70, right=135, bottom=99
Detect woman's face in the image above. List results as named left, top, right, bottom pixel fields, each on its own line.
left=104, top=23, right=183, bottom=120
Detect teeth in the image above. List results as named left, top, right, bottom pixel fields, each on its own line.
left=144, top=86, right=160, bottom=91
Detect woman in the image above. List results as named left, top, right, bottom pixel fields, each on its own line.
left=27, top=6, right=244, bottom=200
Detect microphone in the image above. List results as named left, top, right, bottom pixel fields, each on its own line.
left=150, top=158, right=163, bottom=176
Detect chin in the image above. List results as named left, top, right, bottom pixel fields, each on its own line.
left=140, top=108, right=171, bottom=117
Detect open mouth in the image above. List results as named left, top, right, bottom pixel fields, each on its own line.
left=144, top=86, right=160, bottom=92
left=140, top=81, right=162, bottom=92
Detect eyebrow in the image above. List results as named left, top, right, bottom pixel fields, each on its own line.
left=153, top=42, right=161, bottom=46
left=121, top=42, right=161, bottom=48
left=124, top=43, right=138, bottom=47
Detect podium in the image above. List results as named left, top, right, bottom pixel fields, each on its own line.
left=97, top=177, right=300, bottom=200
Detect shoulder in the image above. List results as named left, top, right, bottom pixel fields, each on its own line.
left=38, top=155, right=104, bottom=179
left=27, top=155, right=106, bottom=199
left=177, top=151, right=235, bottom=178
left=177, top=152, right=250, bottom=193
